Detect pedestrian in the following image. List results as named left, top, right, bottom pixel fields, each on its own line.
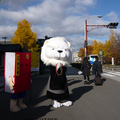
left=79, top=57, right=91, bottom=84
left=92, top=56, right=102, bottom=77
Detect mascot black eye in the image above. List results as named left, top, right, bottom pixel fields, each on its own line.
left=52, top=48, right=54, bottom=50
left=65, top=49, right=67, bottom=51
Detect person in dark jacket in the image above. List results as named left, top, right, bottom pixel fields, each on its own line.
left=92, top=56, right=102, bottom=77
left=79, top=57, right=91, bottom=84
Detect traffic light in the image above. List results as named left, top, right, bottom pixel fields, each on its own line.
left=84, top=41, right=88, bottom=48
left=106, top=22, right=119, bottom=29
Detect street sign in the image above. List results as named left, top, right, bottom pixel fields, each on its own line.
left=99, top=51, right=102, bottom=56
left=112, top=57, right=114, bottom=65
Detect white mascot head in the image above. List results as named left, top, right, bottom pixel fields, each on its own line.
left=41, top=37, right=72, bottom=66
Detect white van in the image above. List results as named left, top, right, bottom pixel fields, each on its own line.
left=88, top=54, right=99, bottom=65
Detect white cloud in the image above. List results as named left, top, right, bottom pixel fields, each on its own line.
left=0, top=25, right=17, bottom=38
left=67, top=0, right=97, bottom=14
left=0, top=0, right=41, bottom=10
left=66, top=35, right=84, bottom=51
left=106, top=11, right=119, bottom=22
left=76, top=0, right=96, bottom=6
left=0, top=0, right=67, bottom=25
left=0, top=0, right=120, bottom=52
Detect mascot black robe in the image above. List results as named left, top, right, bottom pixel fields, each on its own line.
left=47, top=65, right=70, bottom=101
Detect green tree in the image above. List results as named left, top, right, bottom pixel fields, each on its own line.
left=11, top=19, right=38, bottom=52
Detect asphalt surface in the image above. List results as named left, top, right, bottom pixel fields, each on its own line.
left=0, top=66, right=120, bottom=120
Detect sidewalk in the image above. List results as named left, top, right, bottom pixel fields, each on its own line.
left=0, top=65, right=82, bottom=120
left=1, top=66, right=120, bottom=120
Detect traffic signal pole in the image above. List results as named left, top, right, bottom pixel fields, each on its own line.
left=84, top=15, right=102, bottom=57
left=84, top=15, right=118, bottom=57
left=85, top=19, right=87, bottom=57
left=85, top=24, right=107, bottom=57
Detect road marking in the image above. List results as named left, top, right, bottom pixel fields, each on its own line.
left=102, top=70, right=120, bottom=82
left=108, top=72, right=120, bottom=76
left=102, top=73, right=114, bottom=77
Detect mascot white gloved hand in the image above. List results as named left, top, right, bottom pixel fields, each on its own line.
left=41, top=37, right=73, bottom=108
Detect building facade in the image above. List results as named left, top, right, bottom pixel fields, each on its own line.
left=72, top=51, right=81, bottom=63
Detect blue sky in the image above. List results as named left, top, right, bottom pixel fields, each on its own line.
left=0, top=0, right=120, bottom=51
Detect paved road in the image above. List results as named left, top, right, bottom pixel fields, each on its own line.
left=0, top=66, right=120, bottom=120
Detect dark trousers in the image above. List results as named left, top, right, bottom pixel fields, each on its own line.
left=84, top=75, right=89, bottom=81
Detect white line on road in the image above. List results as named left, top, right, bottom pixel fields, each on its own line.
left=102, top=70, right=120, bottom=82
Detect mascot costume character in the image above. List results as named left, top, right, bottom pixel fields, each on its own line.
left=4, top=52, right=31, bottom=112
left=41, top=37, right=72, bottom=108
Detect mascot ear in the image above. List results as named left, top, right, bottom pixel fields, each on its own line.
left=67, top=42, right=71, bottom=47
left=44, top=40, right=49, bottom=45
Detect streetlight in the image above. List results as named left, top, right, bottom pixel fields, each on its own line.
left=84, top=15, right=102, bottom=57
left=2, top=37, right=7, bottom=44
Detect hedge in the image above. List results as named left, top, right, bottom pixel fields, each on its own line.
left=70, top=63, right=82, bottom=69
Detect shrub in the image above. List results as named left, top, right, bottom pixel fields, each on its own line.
left=70, top=63, right=82, bottom=69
